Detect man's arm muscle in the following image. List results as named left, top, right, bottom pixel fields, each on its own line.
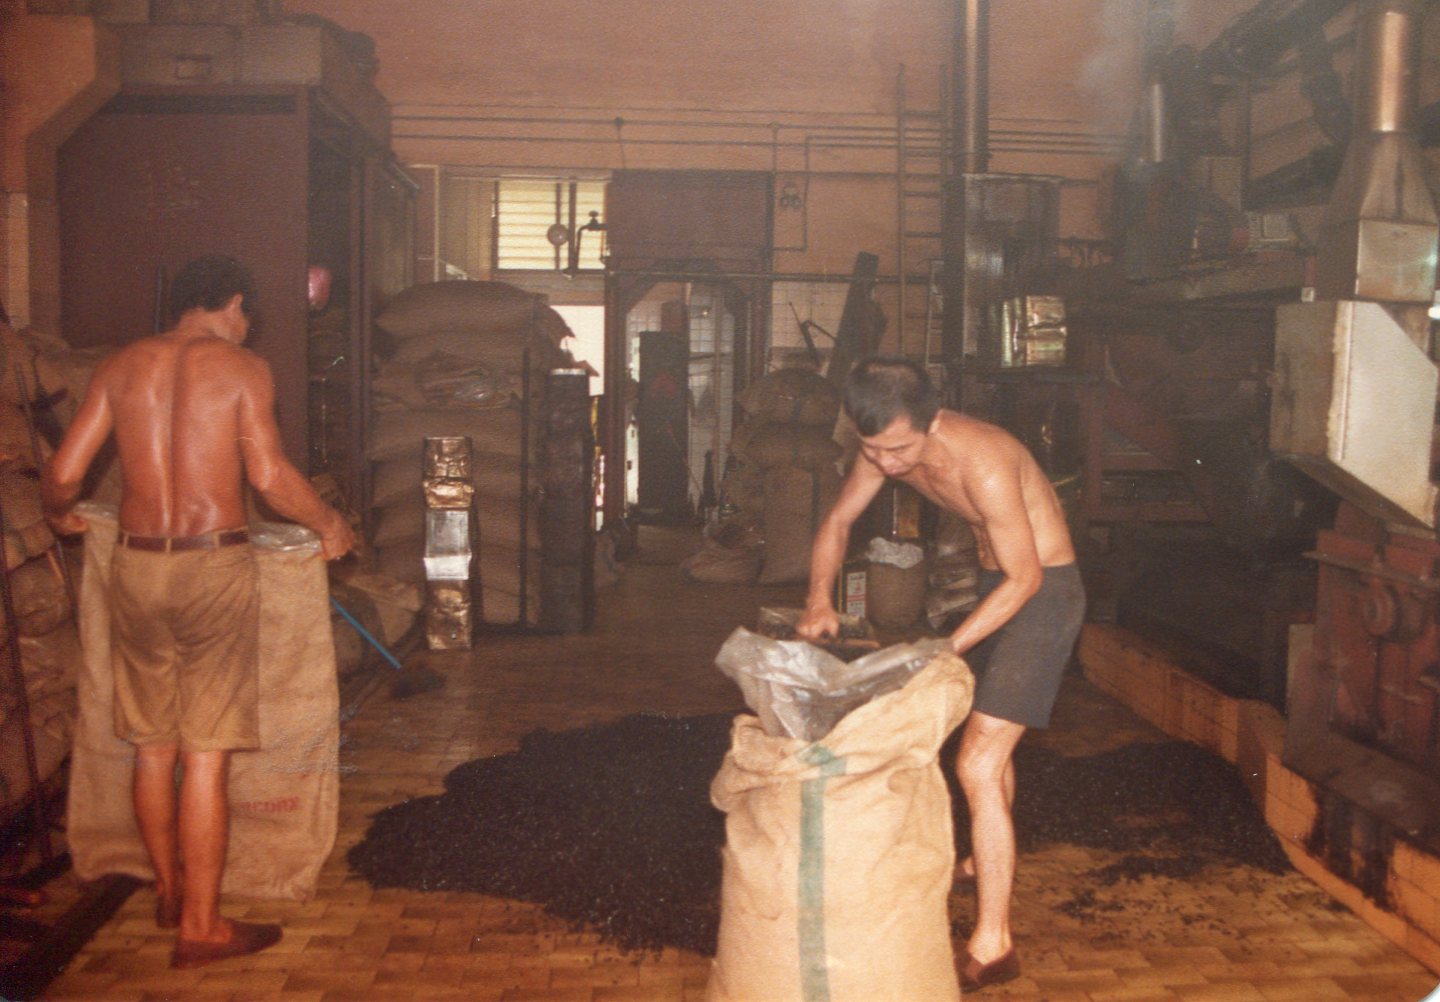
left=236, top=357, right=354, bottom=558
left=42, top=359, right=118, bottom=532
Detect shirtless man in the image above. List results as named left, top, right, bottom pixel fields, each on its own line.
left=42, top=255, right=355, bottom=969
left=796, top=356, right=1084, bottom=992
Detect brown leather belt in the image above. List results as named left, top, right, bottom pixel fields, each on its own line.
left=117, top=528, right=250, bottom=552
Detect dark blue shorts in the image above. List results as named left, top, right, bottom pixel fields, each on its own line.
left=967, top=563, right=1085, bottom=729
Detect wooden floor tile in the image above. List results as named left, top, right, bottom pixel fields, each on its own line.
left=34, top=527, right=1440, bottom=1001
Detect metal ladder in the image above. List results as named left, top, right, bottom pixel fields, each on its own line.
left=895, top=63, right=948, bottom=358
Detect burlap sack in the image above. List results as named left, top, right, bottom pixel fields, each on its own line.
left=8, top=556, right=70, bottom=637
left=389, top=329, right=571, bottom=376
left=371, top=453, right=525, bottom=510
left=681, top=537, right=763, bottom=585
left=738, top=367, right=841, bottom=427
left=0, top=711, right=68, bottom=815
left=68, top=506, right=340, bottom=901
left=866, top=560, right=930, bottom=630
left=375, top=280, right=567, bottom=342
left=706, top=653, right=973, bottom=1002
left=0, top=402, right=43, bottom=464
left=758, top=465, right=841, bottom=585
left=734, top=421, right=843, bottom=472
left=368, top=406, right=528, bottom=463
left=0, top=461, right=54, bottom=571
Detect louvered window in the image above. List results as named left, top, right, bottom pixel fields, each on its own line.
left=495, top=179, right=605, bottom=272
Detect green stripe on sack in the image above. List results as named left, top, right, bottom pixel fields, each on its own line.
left=798, top=745, right=847, bottom=1002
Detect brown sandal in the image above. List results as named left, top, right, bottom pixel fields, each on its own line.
left=171, top=920, right=282, bottom=969
left=959, top=947, right=1021, bottom=992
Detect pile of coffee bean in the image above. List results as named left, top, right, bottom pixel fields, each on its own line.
left=350, top=714, right=1289, bottom=956
left=1003, top=740, right=1292, bottom=879
left=348, top=712, right=733, bottom=954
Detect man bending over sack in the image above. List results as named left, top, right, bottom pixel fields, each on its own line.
left=43, top=255, right=355, bottom=969
left=796, top=355, right=1085, bottom=992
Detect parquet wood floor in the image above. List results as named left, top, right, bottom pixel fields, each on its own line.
left=37, top=528, right=1440, bottom=1001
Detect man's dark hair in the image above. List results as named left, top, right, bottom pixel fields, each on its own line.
left=843, top=355, right=940, bottom=436
left=166, top=255, right=256, bottom=328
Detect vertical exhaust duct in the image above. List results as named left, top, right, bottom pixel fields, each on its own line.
left=954, top=0, right=990, bottom=174
left=1314, top=0, right=1438, bottom=304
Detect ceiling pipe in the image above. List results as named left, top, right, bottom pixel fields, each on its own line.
left=954, top=0, right=990, bottom=175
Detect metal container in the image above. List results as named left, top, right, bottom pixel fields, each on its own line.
left=1269, top=300, right=1437, bottom=528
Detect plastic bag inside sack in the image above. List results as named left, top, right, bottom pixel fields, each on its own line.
left=74, top=501, right=118, bottom=526
left=250, top=522, right=321, bottom=554
left=865, top=536, right=925, bottom=569
left=716, top=627, right=948, bottom=742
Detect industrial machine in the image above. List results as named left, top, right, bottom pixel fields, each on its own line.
left=1268, top=0, right=1440, bottom=873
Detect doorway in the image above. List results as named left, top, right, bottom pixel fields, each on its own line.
left=624, top=282, right=737, bottom=523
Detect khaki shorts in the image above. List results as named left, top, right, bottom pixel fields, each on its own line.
left=110, top=543, right=260, bottom=751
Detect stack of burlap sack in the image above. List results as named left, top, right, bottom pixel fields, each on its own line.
left=368, top=281, right=575, bottom=626
left=682, top=367, right=842, bottom=585
left=0, top=382, right=81, bottom=819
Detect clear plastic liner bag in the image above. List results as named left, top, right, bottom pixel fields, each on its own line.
left=715, top=622, right=948, bottom=742
left=251, top=522, right=321, bottom=554
left=865, top=536, right=925, bottom=569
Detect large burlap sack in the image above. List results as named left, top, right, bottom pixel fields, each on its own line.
left=681, top=520, right=763, bottom=584
left=738, top=367, right=841, bottom=427
left=368, top=406, right=529, bottom=463
left=68, top=506, right=340, bottom=901
left=7, top=556, right=70, bottom=636
left=22, top=329, right=114, bottom=428
left=706, top=653, right=973, bottom=1002
left=391, top=330, right=572, bottom=376
left=375, top=280, right=569, bottom=343
left=733, top=420, right=843, bottom=472
left=0, top=402, right=44, bottom=464
left=718, top=461, right=765, bottom=519
left=0, top=710, right=68, bottom=816
left=0, top=461, right=54, bottom=571
left=758, top=465, right=841, bottom=585
left=371, top=453, right=524, bottom=510
left=17, top=623, right=81, bottom=702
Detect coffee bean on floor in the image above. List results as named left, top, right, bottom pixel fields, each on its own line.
left=350, top=714, right=1289, bottom=955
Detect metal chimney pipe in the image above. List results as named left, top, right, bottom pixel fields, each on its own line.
left=1142, top=71, right=1169, bottom=164
left=954, top=0, right=990, bottom=175
left=1313, top=0, right=1438, bottom=305
left=1354, top=0, right=1419, bottom=134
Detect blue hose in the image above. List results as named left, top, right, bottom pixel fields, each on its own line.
left=330, top=596, right=405, bottom=672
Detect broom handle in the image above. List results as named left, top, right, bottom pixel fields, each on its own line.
left=329, top=597, right=404, bottom=672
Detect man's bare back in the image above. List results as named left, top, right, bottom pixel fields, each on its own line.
left=102, top=334, right=261, bottom=536
left=44, top=291, right=354, bottom=559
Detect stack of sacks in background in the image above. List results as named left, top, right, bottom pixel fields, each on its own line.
left=0, top=398, right=79, bottom=819
left=368, top=281, right=575, bottom=627
left=682, top=367, right=842, bottom=585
